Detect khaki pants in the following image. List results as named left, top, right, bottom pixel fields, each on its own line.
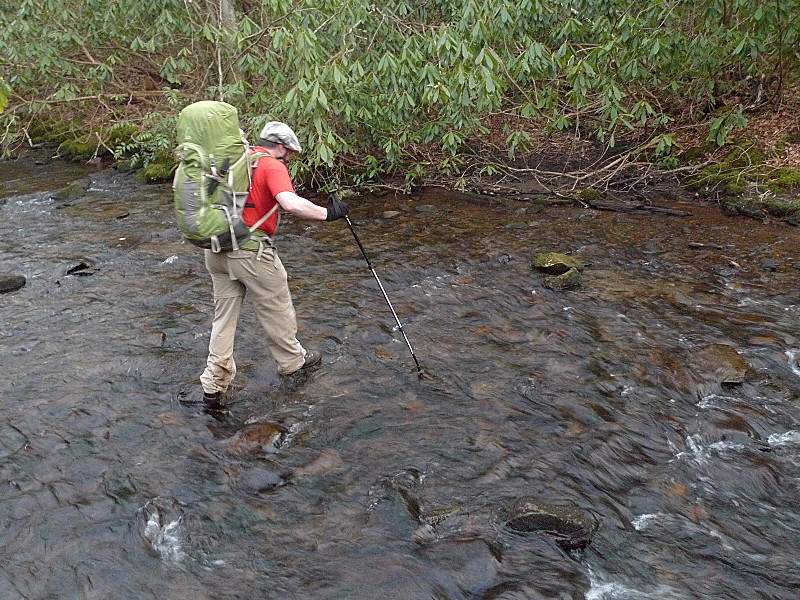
left=200, top=247, right=306, bottom=393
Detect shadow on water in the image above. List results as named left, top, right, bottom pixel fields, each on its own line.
left=1, top=160, right=799, bottom=599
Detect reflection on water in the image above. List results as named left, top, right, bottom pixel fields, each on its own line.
left=1, top=161, right=799, bottom=599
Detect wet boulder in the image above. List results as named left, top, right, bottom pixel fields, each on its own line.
left=50, top=177, right=91, bottom=203
left=66, top=260, right=100, bottom=277
left=533, top=252, right=583, bottom=275
left=0, top=274, right=26, bottom=293
left=505, top=498, right=595, bottom=551
left=534, top=252, right=584, bottom=290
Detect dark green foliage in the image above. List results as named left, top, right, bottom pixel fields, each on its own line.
left=1, top=1, right=799, bottom=185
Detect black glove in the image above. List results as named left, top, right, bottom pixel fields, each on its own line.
left=325, top=191, right=349, bottom=221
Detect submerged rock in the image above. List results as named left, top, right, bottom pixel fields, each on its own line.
left=239, top=466, right=285, bottom=492
left=0, top=274, right=26, bottom=293
left=544, top=267, right=582, bottom=291
left=223, top=422, right=286, bottom=455
left=690, top=343, right=748, bottom=384
left=505, top=498, right=595, bottom=551
left=66, top=260, right=100, bottom=277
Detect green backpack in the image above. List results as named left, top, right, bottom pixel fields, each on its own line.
left=173, top=101, right=274, bottom=252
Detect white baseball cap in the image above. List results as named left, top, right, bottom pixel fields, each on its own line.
left=259, top=121, right=302, bottom=153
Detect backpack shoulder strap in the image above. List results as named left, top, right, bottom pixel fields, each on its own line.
left=246, top=149, right=279, bottom=233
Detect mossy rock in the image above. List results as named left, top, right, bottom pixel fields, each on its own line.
left=533, top=252, right=583, bottom=275
left=29, top=117, right=84, bottom=145
left=689, top=164, right=748, bottom=197
left=677, top=146, right=711, bottom=165
left=115, top=158, right=136, bottom=173
left=106, top=124, right=140, bottom=149
left=51, top=178, right=91, bottom=202
left=55, top=124, right=141, bottom=162
left=724, top=140, right=767, bottom=168
left=688, top=137, right=774, bottom=199
left=721, top=198, right=766, bottom=219
left=762, top=196, right=800, bottom=218
left=141, top=160, right=176, bottom=183
left=58, top=138, right=102, bottom=162
left=0, top=274, right=26, bottom=293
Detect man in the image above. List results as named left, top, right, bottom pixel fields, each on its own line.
left=198, top=121, right=348, bottom=408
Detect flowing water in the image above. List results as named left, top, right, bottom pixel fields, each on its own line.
left=1, top=154, right=799, bottom=600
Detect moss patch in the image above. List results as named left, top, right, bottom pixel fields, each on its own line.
left=29, top=117, right=85, bottom=145
left=688, top=163, right=748, bottom=197
left=58, top=136, right=102, bottom=162
left=578, top=188, right=605, bottom=203
left=32, top=120, right=141, bottom=163
left=140, top=150, right=176, bottom=182
left=106, top=124, right=141, bottom=150
left=765, top=167, right=800, bottom=193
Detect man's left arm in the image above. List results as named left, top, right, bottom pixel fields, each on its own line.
left=275, top=191, right=348, bottom=222
left=275, top=191, right=328, bottom=220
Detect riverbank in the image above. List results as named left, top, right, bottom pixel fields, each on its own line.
left=4, top=93, right=800, bottom=227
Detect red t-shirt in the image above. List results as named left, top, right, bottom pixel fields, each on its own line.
left=242, top=148, right=294, bottom=236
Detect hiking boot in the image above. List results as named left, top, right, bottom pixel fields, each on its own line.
left=203, top=402, right=231, bottom=419
left=301, top=349, right=322, bottom=370
left=203, top=391, right=222, bottom=404
left=178, top=388, right=231, bottom=407
left=279, top=349, right=322, bottom=389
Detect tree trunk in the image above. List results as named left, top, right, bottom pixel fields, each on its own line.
left=218, top=0, right=236, bottom=31
left=207, top=0, right=238, bottom=97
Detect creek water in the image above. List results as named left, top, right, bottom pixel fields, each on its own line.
left=1, top=154, right=799, bottom=600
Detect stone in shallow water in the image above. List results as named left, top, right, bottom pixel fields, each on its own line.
left=223, top=422, right=286, bottom=455
left=50, top=178, right=90, bottom=203
left=239, top=466, right=285, bottom=492
left=0, top=274, right=26, bottom=293
left=533, top=252, right=584, bottom=275
left=544, top=267, right=582, bottom=291
left=690, top=343, right=748, bottom=384
left=505, top=497, right=595, bottom=551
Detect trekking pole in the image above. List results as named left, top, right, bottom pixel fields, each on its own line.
left=343, top=211, right=425, bottom=379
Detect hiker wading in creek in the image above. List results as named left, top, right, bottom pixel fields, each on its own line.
left=199, top=121, right=349, bottom=407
